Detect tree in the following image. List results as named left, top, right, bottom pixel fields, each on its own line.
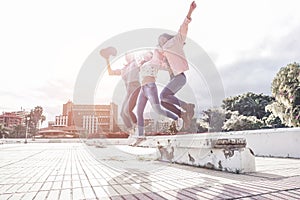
left=202, top=108, right=226, bottom=132
left=196, top=121, right=208, bottom=133
left=28, top=106, right=46, bottom=139
left=222, top=111, right=264, bottom=131
left=222, top=92, right=274, bottom=120
left=264, top=113, right=285, bottom=128
left=10, top=124, right=26, bottom=138
left=267, top=62, right=300, bottom=127
left=181, top=118, right=198, bottom=133
left=0, top=124, right=9, bottom=138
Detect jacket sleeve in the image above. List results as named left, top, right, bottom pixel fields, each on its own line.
left=177, top=17, right=192, bottom=43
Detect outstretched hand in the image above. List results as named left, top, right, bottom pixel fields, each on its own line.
left=187, top=1, right=197, bottom=19
left=190, top=1, right=197, bottom=11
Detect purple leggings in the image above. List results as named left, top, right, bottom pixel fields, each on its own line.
left=137, top=82, right=178, bottom=136
left=160, top=73, right=188, bottom=118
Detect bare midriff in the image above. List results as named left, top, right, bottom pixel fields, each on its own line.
left=142, top=76, right=156, bottom=85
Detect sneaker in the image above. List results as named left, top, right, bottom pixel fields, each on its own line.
left=182, top=103, right=189, bottom=112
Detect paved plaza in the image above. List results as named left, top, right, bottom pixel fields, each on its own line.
left=0, top=140, right=300, bottom=199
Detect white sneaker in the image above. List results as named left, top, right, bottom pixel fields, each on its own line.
left=176, top=118, right=183, bottom=131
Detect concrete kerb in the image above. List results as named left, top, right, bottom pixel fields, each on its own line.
left=84, top=133, right=256, bottom=174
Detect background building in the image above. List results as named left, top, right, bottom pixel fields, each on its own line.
left=63, top=100, right=73, bottom=126
left=59, top=101, right=119, bottom=135
left=11, top=110, right=29, bottom=126
left=83, top=115, right=98, bottom=134
left=0, top=112, right=22, bottom=128
left=38, top=101, right=119, bottom=138
left=55, top=115, right=68, bottom=127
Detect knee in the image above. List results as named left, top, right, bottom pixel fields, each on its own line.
left=160, top=91, right=167, bottom=102
left=160, top=88, right=172, bottom=102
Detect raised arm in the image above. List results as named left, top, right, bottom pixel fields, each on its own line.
left=187, top=1, right=197, bottom=20
left=178, top=1, right=197, bottom=41
left=99, top=47, right=120, bottom=76
left=106, top=58, right=121, bottom=76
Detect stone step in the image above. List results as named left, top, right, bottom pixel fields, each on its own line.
left=128, top=135, right=255, bottom=173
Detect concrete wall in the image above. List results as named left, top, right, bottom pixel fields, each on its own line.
left=205, top=128, right=300, bottom=158
left=85, top=128, right=300, bottom=158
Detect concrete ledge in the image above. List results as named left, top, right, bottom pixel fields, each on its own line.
left=84, top=135, right=256, bottom=173
left=85, top=138, right=129, bottom=147
left=84, top=127, right=300, bottom=173
left=137, top=128, right=300, bottom=158
left=202, top=128, right=300, bottom=158
left=133, top=136, right=255, bottom=173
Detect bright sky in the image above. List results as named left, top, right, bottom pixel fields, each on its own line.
left=1, top=0, right=299, bottom=127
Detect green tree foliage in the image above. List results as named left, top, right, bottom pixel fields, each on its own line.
left=182, top=118, right=198, bottom=133
left=0, top=124, right=10, bottom=138
left=27, top=106, right=46, bottom=137
left=222, top=111, right=264, bottom=131
left=267, top=62, right=300, bottom=127
left=222, top=92, right=274, bottom=120
left=196, top=120, right=208, bottom=133
left=9, top=124, right=26, bottom=138
left=264, top=113, right=285, bottom=128
left=201, top=108, right=265, bottom=132
left=202, top=108, right=226, bottom=132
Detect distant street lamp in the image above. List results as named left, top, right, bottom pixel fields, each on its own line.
left=25, top=116, right=30, bottom=144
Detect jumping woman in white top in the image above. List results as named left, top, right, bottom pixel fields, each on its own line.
left=137, top=49, right=182, bottom=137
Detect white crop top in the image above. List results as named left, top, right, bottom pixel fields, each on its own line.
left=140, top=62, right=159, bottom=79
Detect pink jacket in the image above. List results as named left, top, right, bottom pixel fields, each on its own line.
left=162, top=17, right=191, bottom=76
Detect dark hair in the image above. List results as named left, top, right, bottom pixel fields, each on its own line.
left=159, top=33, right=174, bottom=41
left=158, top=33, right=175, bottom=47
left=158, top=33, right=187, bottom=46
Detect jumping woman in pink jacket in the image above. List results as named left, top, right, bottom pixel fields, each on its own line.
left=158, top=1, right=197, bottom=130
